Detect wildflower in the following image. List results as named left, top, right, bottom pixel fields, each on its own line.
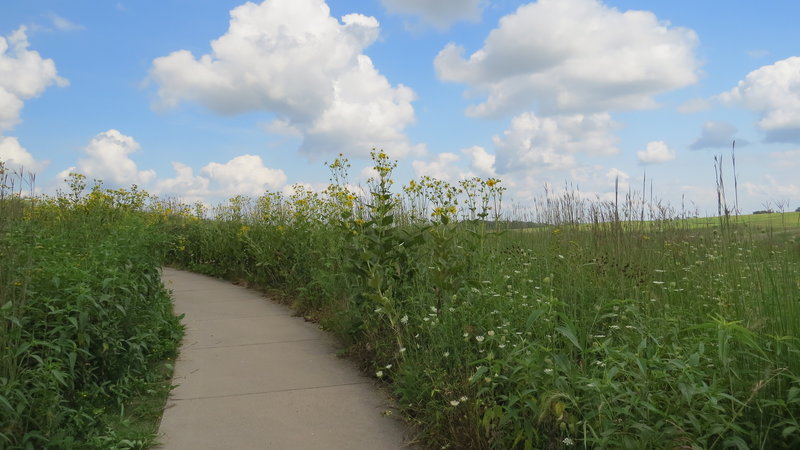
left=460, top=396, right=468, bottom=402
left=475, top=335, right=485, bottom=342
left=443, top=352, right=450, bottom=357
left=449, top=400, right=460, bottom=406
left=376, top=370, right=384, bottom=378
left=563, top=437, right=574, bottom=446
left=385, top=364, right=392, bottom=369
left=487, top=330, right=495, bottom=337
left=399, top=347, right=406, bottom=353
left=544, top=368, right=554, bottom=375
left=400, top=314, right=409, bottom=324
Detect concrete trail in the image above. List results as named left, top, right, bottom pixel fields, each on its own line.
left=157, top=268, right=413, bottom=449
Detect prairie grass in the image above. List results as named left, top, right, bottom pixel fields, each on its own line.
left=158, top=152, right=800, bottom=449
left=0, top=167, right=184, bottom=449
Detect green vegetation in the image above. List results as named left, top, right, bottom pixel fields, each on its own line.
left=159, top=152, right=800, bottom=449
left=0, top=166, right=184, bottom=449
left=3, top=152, right=799, bottom=448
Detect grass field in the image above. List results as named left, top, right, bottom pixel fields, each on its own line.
left=160, top=153, right=800, bottom=449
left=3, top=153, right=799, bottom=448
left=0, top=169, right=184, bottom=449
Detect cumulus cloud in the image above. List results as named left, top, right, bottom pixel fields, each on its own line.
left=0, top=26, right=68, bottom=131
left=149, top=0, right=419, bottom=158
left=64, top=130, right=155, bottom=186
left=0, top=135, right=47, bottom=173
left=434, top=0, right=699, bottom=117
left=153, top=155, right=288, bottom=201
left=200, top=154, right=287, bottom=197
left=689, top=121, right=745, bottom=150
left=151, top=162, right=210, bottom=202
left=605, top=167, right=630, bottom=190
left=742, top=175, right=800, bottom=199
left=636, top=140, right=676, bottom=164
left=492, top=112, right=619, bottom=173
left=411, top=152, right=463, bottom=181
left=719, top=56, right=800, bottom=143
left=381, top=0, right=484, bottom=29
left=461, top=145, right=496, bottom=177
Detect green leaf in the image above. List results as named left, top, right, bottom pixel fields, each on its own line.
left=555, top=325, right=583, bottom=351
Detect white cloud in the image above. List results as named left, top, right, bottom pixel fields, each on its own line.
left=0, top=26, right=68, bottom=132
left=48, top=13, right=86, bottom=32
left=461, top=145, right=496, bottom=177
left=149, top=0, right=418, bottom=158
left=742, top=175, right=800, bottom=200
left=769, top=149, right=800, bottom=168
left=381, top=0, right=484, bottom=29
left=69, top=130, right=155, bottom=186
left=636, top=140, right=676, bottom=164
left=0, top=135, right=47, bottom=173
left=689, top=121, right=745, bottom=150
left=264, top=119, right=302, bottom=137
left=677, top=98, right=712, bottom=113
left=411, top=152, right=463, bottom=181
left=200, top=154, right=287, bottom=197
left=492, top=112, right=619, bottom=173
left=152, top=162, right=210, bottom=202
left=719, top=56, right=800, bottom=143
left=605, top=167, right=630, bottom=190
left=434, top=0, right=699, bottom=118
left=153, top=155, right=288, bottom=201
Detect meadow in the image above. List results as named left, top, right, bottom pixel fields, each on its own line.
left=0, top=167, right=184, bottom=449
left=160, top=152, right=800, bottom=449
left=2, top=152, right=799, bottom=449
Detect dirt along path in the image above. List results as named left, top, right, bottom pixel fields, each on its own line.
left=157, top=268, right=414, bottom=449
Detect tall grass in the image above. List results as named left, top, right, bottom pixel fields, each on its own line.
left=157, top=152, right=800, bottom=448
left=0, top=168, right=184, bottom=449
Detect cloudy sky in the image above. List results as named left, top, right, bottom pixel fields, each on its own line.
left=1, top=0, right=799, bottom=215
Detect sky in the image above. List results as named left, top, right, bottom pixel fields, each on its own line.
left=1, top=0, right=799, bottom=217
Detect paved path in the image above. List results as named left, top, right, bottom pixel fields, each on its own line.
left=157, top=268, right=413, bottom=449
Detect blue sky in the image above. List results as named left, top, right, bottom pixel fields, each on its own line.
left=1, top=0, right=798, bottom=216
